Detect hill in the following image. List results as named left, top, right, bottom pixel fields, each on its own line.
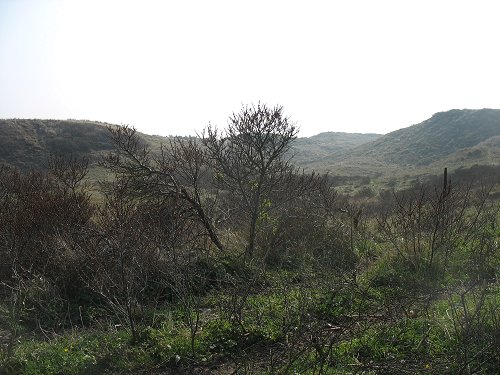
left=0, top=119, right=173, bottom=171
left=291, top=132, right=381, bottom=164
left=300, top=109, right=500, bottom=191
left=1, top=111, right=499, bottom=193
left=0, top=119, right=115, bottom=170
left=351, top=108, right=500, bottom=167
left=0, top=119, right=380, bottom=171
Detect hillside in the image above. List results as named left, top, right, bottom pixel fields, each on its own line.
left=353, top=108, right=500, bottom=167
left=0, top=119, right=173, bottom=171
left=291, top=132, right=381, bottom=164
left=1, top=111, right=499, bottom=193
left=301, top=109, right=500, bottom=189
left=0, top=119, right=379, bottom=171
left=0, top=119, right=115, bottom=170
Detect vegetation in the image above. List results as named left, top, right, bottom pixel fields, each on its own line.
left=2, top=109, right=499, bottom=195
left=291, top=132, right=381, bottom=164
left=302, top=109, right=500, bottom=193
left=0, top=106, right=499, bottom=374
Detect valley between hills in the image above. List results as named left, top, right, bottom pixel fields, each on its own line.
left=1, top=108, right=499, bottom=195
left=0, top=107, right=499, bottom=375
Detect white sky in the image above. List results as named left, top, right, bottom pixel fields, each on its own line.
left=1, top=0, right=499, bottom=137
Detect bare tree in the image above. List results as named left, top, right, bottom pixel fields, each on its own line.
left=202, top=103, right=308, bottom=259
left=376, top=174, right=494, bottom=275
left=80, top=179, right=157, bottom=343
left=103, top=126, right=224, bottom=251
left=0, top=158, right=92, bottom=287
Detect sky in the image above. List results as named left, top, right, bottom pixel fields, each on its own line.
left=1, top=0, right=499, bottom=137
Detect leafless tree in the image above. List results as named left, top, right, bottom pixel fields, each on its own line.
left=202, top=103, right=317, bottom=259
left=376, top=175, right=495, bottom=275
left=0, top=158, right=92, bottom=288
left=0, top=158, right=93, bottom=359
left=103, top=126, right=224, bottom=251
left=80, top=179, right=158, bottom=343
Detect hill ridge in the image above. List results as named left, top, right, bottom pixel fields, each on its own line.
left=1, top=109, right=499, bottom=192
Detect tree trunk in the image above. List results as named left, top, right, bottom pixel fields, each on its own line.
left=181, top=187, right=224, bottom=252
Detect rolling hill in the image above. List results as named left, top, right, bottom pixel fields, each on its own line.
left=291, top=132, right=381, bottom=164
left=0, top=119, right=173, bottom=171
left=0, top=119, right=115, bottom=170
left=300, top=109, right=500, bottom=190
left=1, top=109, right=499, bottom=192
left=0, top=119, right=380, bottom=172
left=350, top=108, right=500, bottom=167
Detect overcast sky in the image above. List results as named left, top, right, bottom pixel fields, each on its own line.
left=1, top=0, right=499, bottom=137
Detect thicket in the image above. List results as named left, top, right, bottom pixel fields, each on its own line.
left=0, top=104, right=498, bottom=374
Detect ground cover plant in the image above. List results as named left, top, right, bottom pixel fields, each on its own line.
left=1, top=104, right=498, bottom=374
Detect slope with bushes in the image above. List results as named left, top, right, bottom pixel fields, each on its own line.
left=354, top=108, right=500, bottom=167
left=1, top=116, right=498, bottom=374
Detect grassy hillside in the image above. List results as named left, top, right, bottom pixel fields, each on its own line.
left=0, top=119, right=173, bottom=171
left=0, top=119, right=115, bottom=170
left=1, top=111, right=499, bottom=193
left=0, top=119, right=381, bottom=178
left=291, top=132, right=381, bottom=164
left=355, top=108, right=500, bottom=166
left=300, top=109, right=500, bottom=192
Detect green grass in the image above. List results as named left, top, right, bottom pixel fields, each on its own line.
left=3, top=330, right=128, bottom=375
left=1, top=198, right=498, bottom=374
left=2, top=278, right=498, bottom=374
